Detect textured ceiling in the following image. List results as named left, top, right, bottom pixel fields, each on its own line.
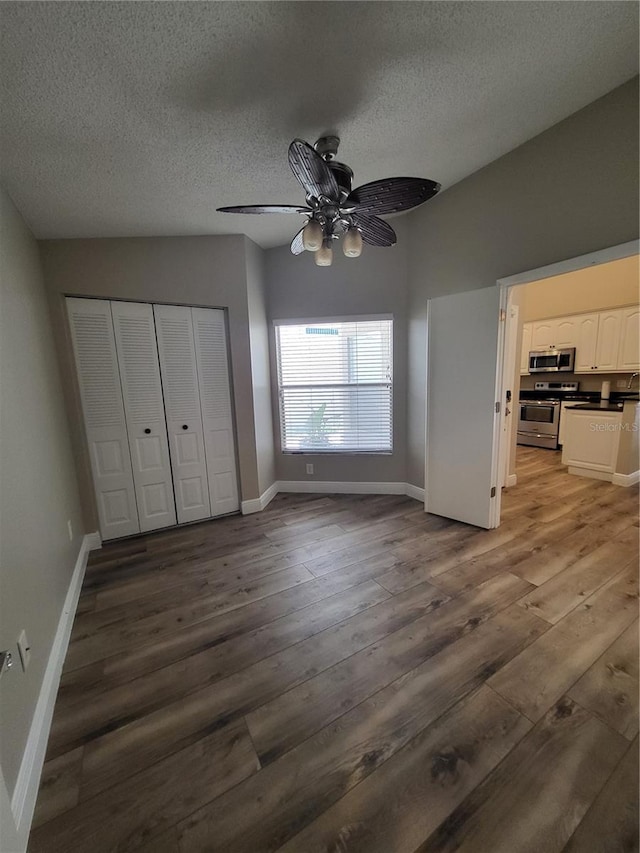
left=0, top=2, right=637, bottom=248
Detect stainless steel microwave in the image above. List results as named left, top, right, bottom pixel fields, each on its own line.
left=528, top=347, right=575, bottom=373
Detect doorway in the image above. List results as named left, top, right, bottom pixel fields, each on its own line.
left=496, top=240, right=639, bottom=517
left=424, top=239, right=638, bottom=530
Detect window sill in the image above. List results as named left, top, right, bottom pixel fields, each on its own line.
left=282, top=450, right=393, bottom=456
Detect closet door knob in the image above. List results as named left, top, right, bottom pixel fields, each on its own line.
left=144, top=428, right=151, bottom=434
left=182, top=424, right=188, bottom=430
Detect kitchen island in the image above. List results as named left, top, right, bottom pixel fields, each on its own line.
left=561, top=399, right=639, bottom=485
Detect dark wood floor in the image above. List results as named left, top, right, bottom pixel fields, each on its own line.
left=29, top=447, right=639, bottom=852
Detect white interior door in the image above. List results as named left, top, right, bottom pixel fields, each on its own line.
left=153, top=304, right=211, bottom=524
left=426, top=286, right=502, bottom=529
left=111, top=301, right=177, bottom=532
left=67, top=298, right=139, bottom=540
left=192, top=308, right=239, bottom=516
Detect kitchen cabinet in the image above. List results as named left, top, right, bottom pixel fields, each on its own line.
left=617, top=306, right=640, bottom=371
left=530, top=320, right=556, bottom=350
left=523, top=305, right=638, bottom=374
left=594, top=310, right=622, bottom=372
left=520, top=323, right=532, bottom=374
left=558, top=400, right=575, bottom=446
left=562, top=408, right=621, bottom=474
left=530, top=317, right=580, bottom=351
left=573, top=313, right=599, bottom=372
left=553, top=317, right=579, bottom=348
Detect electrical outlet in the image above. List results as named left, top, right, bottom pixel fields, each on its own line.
left=616, top=380, right=628, bottom=388
left=17, top=630, right=31, bottom=671
left=306, top=463, right=314, bottom=475
left=67, top=519, right=73, bottom=541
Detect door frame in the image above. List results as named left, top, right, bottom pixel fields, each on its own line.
left=495, top=239, right=639, bottom=516
left=498, top=301, right=519, bottom=490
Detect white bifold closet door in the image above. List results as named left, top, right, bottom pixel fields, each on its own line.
left=110, top=301, right=177, bottom=532
left=153, top=304, right=212, bottom=523
left=192, top=308, right=239, bottom=516
left=66, top=298, right=140, bottom=539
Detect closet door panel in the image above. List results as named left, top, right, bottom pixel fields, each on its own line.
left=192, top=308, right=240, bottom=516
left=111, top=301, right=177, bottom=532
left=153, top=304, right=211, bottom=523
left=66, top=298, right=139, bottom=540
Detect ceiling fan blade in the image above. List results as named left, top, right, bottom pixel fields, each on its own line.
left=347, top=177, right=440, bottom=215
left=290, top=226, right=306, bottom=255
left=352, top=213, right=396, bottom=247
left=217, top=204, right=311, bottom=215
left=288, top=139, right=340, bottom=201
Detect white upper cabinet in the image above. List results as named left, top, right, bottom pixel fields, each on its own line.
left=574, top=313, right=599, bottom=372
left=520, top=323, right=532, bottom=374
left=524, top=306, right=639, bottom=374
left=530, top=321, right=555, bottom=350
left=617, top=306, right=640, bottom=371
left=553, top=317, right=579, bottom=349
left=530, top=317, right=578, bottom=351
left=594, top=309, right=622, bottom=372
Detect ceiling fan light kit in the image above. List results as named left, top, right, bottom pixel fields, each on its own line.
left=217, top=136, right=441, bottom=266
left=302, top=218, right=323, bottom=252
left=315, top=241, right=334, bottom=267
left=342, top=226, right=363, bottom=258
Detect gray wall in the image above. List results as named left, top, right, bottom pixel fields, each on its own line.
left=0, top=188, right=83, bottom=795
left=407, top=77, right=639, bottom=486
left=39, top=234, right=265, bottom=529
left=265, top=219, right=409, bottom=484
left=245, top=238, right=276, bottom=495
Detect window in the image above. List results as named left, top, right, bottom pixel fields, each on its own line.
left=275, top=316, right=393, bottom=453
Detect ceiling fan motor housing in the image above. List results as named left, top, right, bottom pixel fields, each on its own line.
left=328, top=162, right=353, bottom=203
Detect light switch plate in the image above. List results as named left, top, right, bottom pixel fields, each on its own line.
left=306, top=463, right=314, bottom=475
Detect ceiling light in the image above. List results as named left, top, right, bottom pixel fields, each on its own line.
left=315, top=242, right=333, bottom=266
left=342, top=227, right=363, bottom=258
left=302, top=219, right=323, bottom=251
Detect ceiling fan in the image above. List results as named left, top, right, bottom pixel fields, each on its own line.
left=217, top=136, right=441, bottom=266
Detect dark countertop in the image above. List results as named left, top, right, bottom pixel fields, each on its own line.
left=565, top=402, right=624, bottom=412
left=520, top=390, right=639, bottom=403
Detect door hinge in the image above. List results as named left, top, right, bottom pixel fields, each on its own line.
left=495, top=401, right=501, bottom=413
left=499, top=309, right=507, bottom=322
left=490, top=486, right=497, bottom=498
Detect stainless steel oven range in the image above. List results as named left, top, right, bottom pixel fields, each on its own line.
left=517, top=381, right=581, bottom=450
left=517, top=399, right=560, bottom=449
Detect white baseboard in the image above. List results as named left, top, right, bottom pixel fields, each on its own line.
left=405, top=483, right=425, bottom=502
left=568, top=466, right=612, bottom=483
left=85, top=531, right=102, bottom=550
left=277, top=480, right=408, bottom=495
left=505, top=473, right=518, bottom=488
left=241, top=481, right=426, bottom=515
left=612, top=470, right=640, bottom=487
left=241, top=481, right=279, bottom=515
left=10, top=532, right=95, bottom=851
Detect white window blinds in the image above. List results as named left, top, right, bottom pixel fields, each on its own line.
left=275, top=317, right=393, bottom=453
